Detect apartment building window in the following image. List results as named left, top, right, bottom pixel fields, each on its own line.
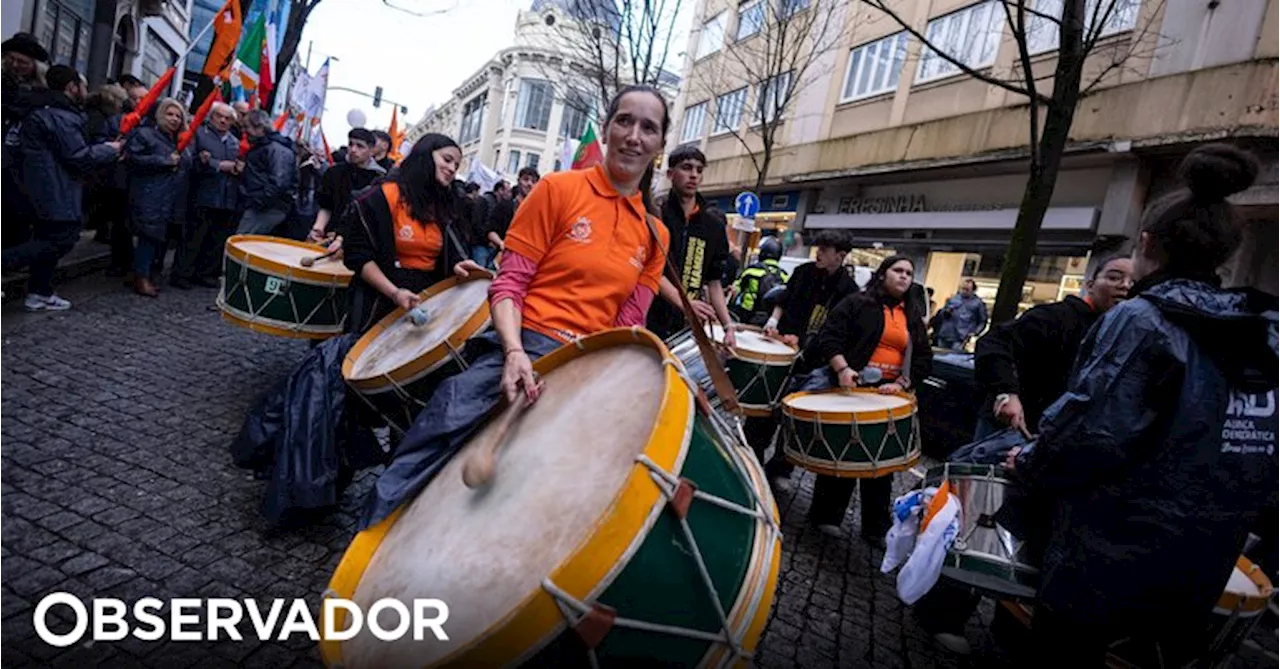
left=713, top=87, right=747, bottom=135
left=40, top=0, right=93, bottom=73
left=1026, top=0, right=1141, bottom=54
left=681, top=101, right=708, bottom=142
left=525, top=152, right=540, bottom=170
left=737, top=1, right=763, bottom=40
left=516, top=79, right=554, bottom=132
left=755, top=71, right=792, bottom=124
left=460, top=93, right=486, bottom=145
left=781, top=0, right=809, bottom=20
left=697, top=13, right=727, bottom=59
left=916, top=0, right=1003, bottom=84
left=508, top=150, right=522, bottom=174
left=559, top=88, right=594, bottom=140
left=842, top=32, right=908, bottom=102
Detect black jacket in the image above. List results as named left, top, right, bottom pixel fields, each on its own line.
left=340, top=183, right=473, bottom=333
left=646, top=193, right=730, bottom=338
left=316, top=159, right=385, bottom=219
left=18, top=91, right=119, bottom=222
left=1022, top=274, right=1278, bottom=627
left=974, top=295, right=1098, bottom=429
left=812, top=292, right=932, bottom=383
left=779, top=262, right=860, bottom=345
left=191, top=123, right=242, bottom=211
left=240, top=130, right=297, bottom=212
left=125, top=123, right=192, bottom=240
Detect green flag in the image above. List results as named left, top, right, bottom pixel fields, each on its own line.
left=234, top=11, right=266, bottom=90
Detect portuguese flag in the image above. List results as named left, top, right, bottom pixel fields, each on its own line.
left=571, top=123, right=603, bottom=170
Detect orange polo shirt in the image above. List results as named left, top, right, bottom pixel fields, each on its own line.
left=385, top=182, right=442, bottom=271
left=503, top=164, right=669, bottom=343
left=867, top=304, right=909, bottom=381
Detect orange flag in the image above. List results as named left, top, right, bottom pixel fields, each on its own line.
left=200, top=0, right=242, bottom=78
left=387, top=107, right=404, bottom=163
left=119, top=66, right=176, bottom=136
left=177, top=88, right=223, bottom=153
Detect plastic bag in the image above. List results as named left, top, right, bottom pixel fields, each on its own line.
left=881, top=489, right=926, bottom=574
left=896, top=480, right=961, bottom=605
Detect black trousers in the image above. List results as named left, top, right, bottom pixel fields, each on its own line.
left=741, top=415, right=794, bottom=480
left=808, top=474, right=893, bottom=534
left=1, top=219, right=81, bottom=296
left=176, top=207, right=236, bottom=280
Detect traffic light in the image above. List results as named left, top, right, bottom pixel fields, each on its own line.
left=373, top=86, right=383, bottom=108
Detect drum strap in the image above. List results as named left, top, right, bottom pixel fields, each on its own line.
left=641, top=214, right=743, bottom=415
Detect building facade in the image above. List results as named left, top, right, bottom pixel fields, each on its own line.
left=406, top=3, right=680, bottom=182
left=671, top=0, right=1279, bottom=309
left=4, top=0, right=190, bottom=96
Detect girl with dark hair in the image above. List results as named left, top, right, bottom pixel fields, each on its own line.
left=802, top=255, right=933, bottom=543
left=339, top=133, right=483, bottom=333
left=1006, top=143, right=1277, bottom=665
left=361, top=85, right=672, bottom=529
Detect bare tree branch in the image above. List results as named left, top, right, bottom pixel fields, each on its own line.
left=858, top=0, right=1046, bottom=103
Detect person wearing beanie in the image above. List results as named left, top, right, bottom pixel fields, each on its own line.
left=2, top=32, right=50, bottom=250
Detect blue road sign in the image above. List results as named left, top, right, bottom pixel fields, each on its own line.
left=735, top=191, right=760, bottom=219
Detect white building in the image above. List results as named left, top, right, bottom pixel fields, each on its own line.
left=407, top=2, right=680, bottom=183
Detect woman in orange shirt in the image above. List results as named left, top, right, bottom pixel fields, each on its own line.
left=803, top=255, right=933, bottom=545
left=340, top=134, right=482, bottom=334
left=362, top=85, right=672, bottom=528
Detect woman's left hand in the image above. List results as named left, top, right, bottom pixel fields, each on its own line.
left=453, top=259, right=484, bottom=278
left=877, top=382, right=905, bottom=395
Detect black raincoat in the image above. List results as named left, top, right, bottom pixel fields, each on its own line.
left=1021, top=273, right=1278, bottom=629
left=230, top=334, right=385, bottom=527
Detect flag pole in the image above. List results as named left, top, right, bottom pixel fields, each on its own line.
left=180, top=0, right=235, bottom=63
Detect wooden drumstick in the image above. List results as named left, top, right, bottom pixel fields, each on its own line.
left=462, top=391, right=533, bottom=489
left=301, top=248, right=339, bottom=267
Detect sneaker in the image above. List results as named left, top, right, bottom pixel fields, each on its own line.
left=24, top=294, right=71, bottom=311
left=934, top=632, right=972, bottom=655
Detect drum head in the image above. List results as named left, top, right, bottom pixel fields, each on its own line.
left=786, top=391, right=911, bottom=415
left=342, top=343, right=671, bottom=666
left=229, top=236, right=353, bottom=277
left=347, top=279, right=490, bottom=381
left=707, top=324, right=795, bottom=364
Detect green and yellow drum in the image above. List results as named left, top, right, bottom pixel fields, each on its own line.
left=322, top=328, right=781, bottom=668
left=781, top=388, right=921, bottom=478
left=218, top=235, right=353, bottom=339
left=342, top=272, right=493, bottom=433
left=708, top=324, right=798, bottom=417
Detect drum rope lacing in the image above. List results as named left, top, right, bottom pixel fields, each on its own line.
left=535, top=334, right=781, bottom=667
left=783, top=400, right=919, bottom=477
left=349, top=313, right=479, bottom=437
left=221, top=259, right=347, bottom=334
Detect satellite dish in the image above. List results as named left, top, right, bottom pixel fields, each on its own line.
left=347, top=108, right=367, bottom=128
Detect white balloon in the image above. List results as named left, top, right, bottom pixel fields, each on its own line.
left=346, top=108, right=367, bottom=128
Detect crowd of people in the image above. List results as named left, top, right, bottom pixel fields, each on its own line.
left=5, top=25, right=1274, bottom=663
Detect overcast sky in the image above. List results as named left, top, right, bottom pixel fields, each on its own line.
left=300, top=0, right=530, bottom=147
left=299, top=0, right=693, bottom=153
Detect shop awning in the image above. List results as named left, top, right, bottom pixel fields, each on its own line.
left=804, top=207, right=1098, bottom=231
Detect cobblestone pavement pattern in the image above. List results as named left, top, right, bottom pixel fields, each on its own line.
left=3, top=275, right=1276, bottom=667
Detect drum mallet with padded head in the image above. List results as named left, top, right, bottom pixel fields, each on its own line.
left=407, top=304, right=430, bottom=326
left=300, top=248, right=339, bottom=267
left=462, top=387, right=535, bottom=489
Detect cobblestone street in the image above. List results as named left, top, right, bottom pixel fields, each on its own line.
left=2, top=274, right=1275, bottom=667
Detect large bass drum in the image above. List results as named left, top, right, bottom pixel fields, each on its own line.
left=322, top=329, right=781, bottom=668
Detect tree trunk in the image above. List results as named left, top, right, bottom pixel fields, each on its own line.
left=990, top=0, right=1086, bottom=325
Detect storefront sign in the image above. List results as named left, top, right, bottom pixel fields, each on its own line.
left=838, top=194, right=926, bottom=214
